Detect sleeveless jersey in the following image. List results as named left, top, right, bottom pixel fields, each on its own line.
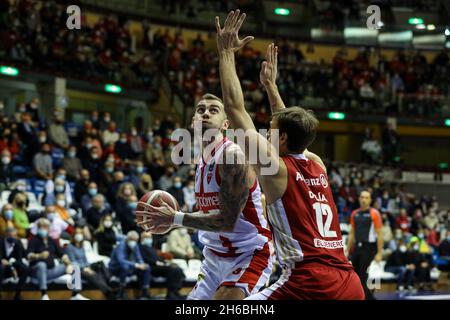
left=195, top=137, right=272, bottom=255
left=267, top=154, right=352, bottom=270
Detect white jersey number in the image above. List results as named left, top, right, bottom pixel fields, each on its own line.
left=313, top=202, right=337, bottom=238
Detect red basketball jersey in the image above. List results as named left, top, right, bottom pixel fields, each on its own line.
left=267, top=154, right=352, bottom=270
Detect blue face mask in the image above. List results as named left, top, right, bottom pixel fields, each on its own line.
left=106, top=167, right=114, bottom=173
left=129, top=202, right=137, bottom=210
left=55, top=185, right=64, bottom=193
left=88, top=188, right=98, bottom=196
left=143, top=238, right=153, bottom=247
left=136, top=167, right=144, bottom=174
left=38, top=228, right=48, bottom=238
left=4, top=210, right=13, bottom=221
left=174, top=182, right=182, bottom=189
left=57, top=175, right=65, bottom=181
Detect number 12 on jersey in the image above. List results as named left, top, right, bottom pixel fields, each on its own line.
left=313, top=202, right=337, bottom=238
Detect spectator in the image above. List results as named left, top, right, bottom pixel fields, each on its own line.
left=43, top=172, right=73, bottom=207
left=54, top=193, right=75, bottom=225
left=106, top=171, right=125, bottom=206
left=396, top=208, right=411, bottom=234
left=33, top=143, right=53, bottom=180
left=0, top=149, right=15, bottom=189
left=62, top=145, right=83, bottom=181
left=48, top=113, right=70, bottom=149
left=102, top=121, right=119, bottom=146
left=65, top=226, right=114, bottom=299
left=384, top=240, right=415, bottom=293
left=408, top=238, right=434, bottom=291
left=139, top=232, right=185, bottom=300
left=136, top=173, right=153, bottom=198
left=115, top=132, right=133, bottom=161
left=86, top=194, right=110, bottom=230
left=166, top=176, right=185, bottom=209
left=99, top=161, right=115, bottom=193
left=27, top=218, right=84, bottom=300
left=0, top=227, right=30, bottom=300
left=12, top=192, right=30, bottom=238
left=423, top=209, right=439, bottom=230
left=108, top=231, right=151, bottom=300
left=94, top=214, right=117, bottom=257
left=129, top=127, right=144, bottom=158
left=80, top=182, right=99, bottom=214
left=158, top=166, right=175, bottom=191
left=30, top=205, right=72, bottom=241
left=83, top=146, right=102, bottom=183
left=74, top=169, right=91, bottom=203
left=166, top=228, right=195, bottom=260
left=438, top=230, right=450, bottom=271
left=0, top=204, right=15, bottom=238
left=129, top=160, right=145, bottom=190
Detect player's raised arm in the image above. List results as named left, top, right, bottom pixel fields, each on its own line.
left=260, top=43, right=286, bottom=113
left=136, top=146, right=250, bottom=233
left=215, top=10, right=255, bottom=131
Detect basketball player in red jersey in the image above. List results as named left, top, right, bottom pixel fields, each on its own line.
left=215, top=10, right=364, bottom=300
left=137, top=93, right=273, bottom=300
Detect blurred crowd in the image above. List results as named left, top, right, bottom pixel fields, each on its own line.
left=0, top=101, right=202, bottom=300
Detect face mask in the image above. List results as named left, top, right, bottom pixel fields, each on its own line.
left=399, top=245, right=407, bottom=253
left=128, top=240, right=137, bottom=249
left=4, top=210, right=13, bottom=220
left=143, top=238, right=153, bottom=247
left=188, top=185, right=194, bottom=191
left=174, top=182, right=182, bottom=189
left=418, top=233, right=424, bottom=239
left=57, top=200, right=66, bottom=207
left=74, top=234, right=84, bottom=243
left=131, top=131, right=137, bottom=136
left=17, top=185, right=26, bottom=192
left=88, top=188, right=98, bottom=196
left=106, top=167, right=114, bottom=173
left=123, top=189, right=132, bottom=196
left=86, top=143, right=92, bottom=149
left=47, top=213, right=56, bottom=221
left=104, top=117, right=110, bottom=122
left=129, top=202, right=137, bottom=210
left=39, top=137, right=46, bottom=143
left=395, top=234, right=402, bottom=240
left=1, top=157, right=10, bottom=165
left=68, top=151, right=76, bottom=158
left=91, top=153, right=98, bottom=159
left=55, top=185, right=64, bottom=193
left=413, top=244, right=420, bottom=251
left=120, top=138, right=127, bottom=143
left=38, top=228, right=48, bottom=238
left=136, top=167, right=144, bottom=174
left=103, top=220, right=113, bottom=228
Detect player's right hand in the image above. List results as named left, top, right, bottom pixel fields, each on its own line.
left=260, top=43, right=278, bottom=87
left=136, top=201, right=176, bottom=234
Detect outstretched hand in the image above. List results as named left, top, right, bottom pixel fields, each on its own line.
left=136, top=201, right=177, bottom=234
left=215, top=9, right=254, bottom=53
left=260, top=43, right=278, bottom=87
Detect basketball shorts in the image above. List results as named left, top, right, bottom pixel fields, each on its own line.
left=187, top=242, right=273, bottom=300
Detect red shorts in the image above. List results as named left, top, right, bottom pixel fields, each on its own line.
left=247, top=262, right=364, bottom=300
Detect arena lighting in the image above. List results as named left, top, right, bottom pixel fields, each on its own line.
left=0, top=65, right=19, bottom=76
left=274, top=8, right=290, bottom=16
left=408, top=17, right=423, bottom=25
left=104, top=84, right=122, bottom=93
left=416, top=24, right=426, bottom=30
left=439, top=163, right=449, bottom=169
left=427, top=24, right=436, bottom=31
left=445, top=119, right=450, bottom=126
left=327, top=112, right=346, bottom=120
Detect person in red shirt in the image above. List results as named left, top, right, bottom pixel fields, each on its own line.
left=396, top=208, right=411, bottom=233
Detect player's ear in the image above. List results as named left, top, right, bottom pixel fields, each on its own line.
left=190, top=116, right=195, bottom=129
left=222, top=119, right=230, bottom=131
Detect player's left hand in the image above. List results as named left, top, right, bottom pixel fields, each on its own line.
left=136, top=201, right=177, bottom=234
left=215, top=9, right=254, bottom=53
left=260, top=43, right=278, bottom=87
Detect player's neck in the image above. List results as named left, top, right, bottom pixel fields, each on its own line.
left=201, top=132, right=225, bottom=161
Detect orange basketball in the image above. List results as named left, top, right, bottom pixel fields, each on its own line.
left=136, top=190, right=180, bottom=225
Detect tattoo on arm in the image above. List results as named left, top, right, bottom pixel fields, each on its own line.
left=183, top=149, right=250, bottom=232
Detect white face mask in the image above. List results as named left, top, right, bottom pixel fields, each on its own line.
left=74, top=234, right=84, bottom=243
left=56, top=200, right=66, bottom=207
left=128, top=240, right=137, bottom=249
left=1, top=157, right=10, bottom=165
left=399, top=245, right=407, bottom=253
left=103, top=220, right=113, bottom=228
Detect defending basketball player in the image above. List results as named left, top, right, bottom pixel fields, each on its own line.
left=136, top=94, right=273, bottom=300
left=213, top=10, right=364, bottom=300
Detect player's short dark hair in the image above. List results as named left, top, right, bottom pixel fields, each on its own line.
left=272, top=107, right=319, bottom=152
left=201, top=93, right=223, bottom=105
